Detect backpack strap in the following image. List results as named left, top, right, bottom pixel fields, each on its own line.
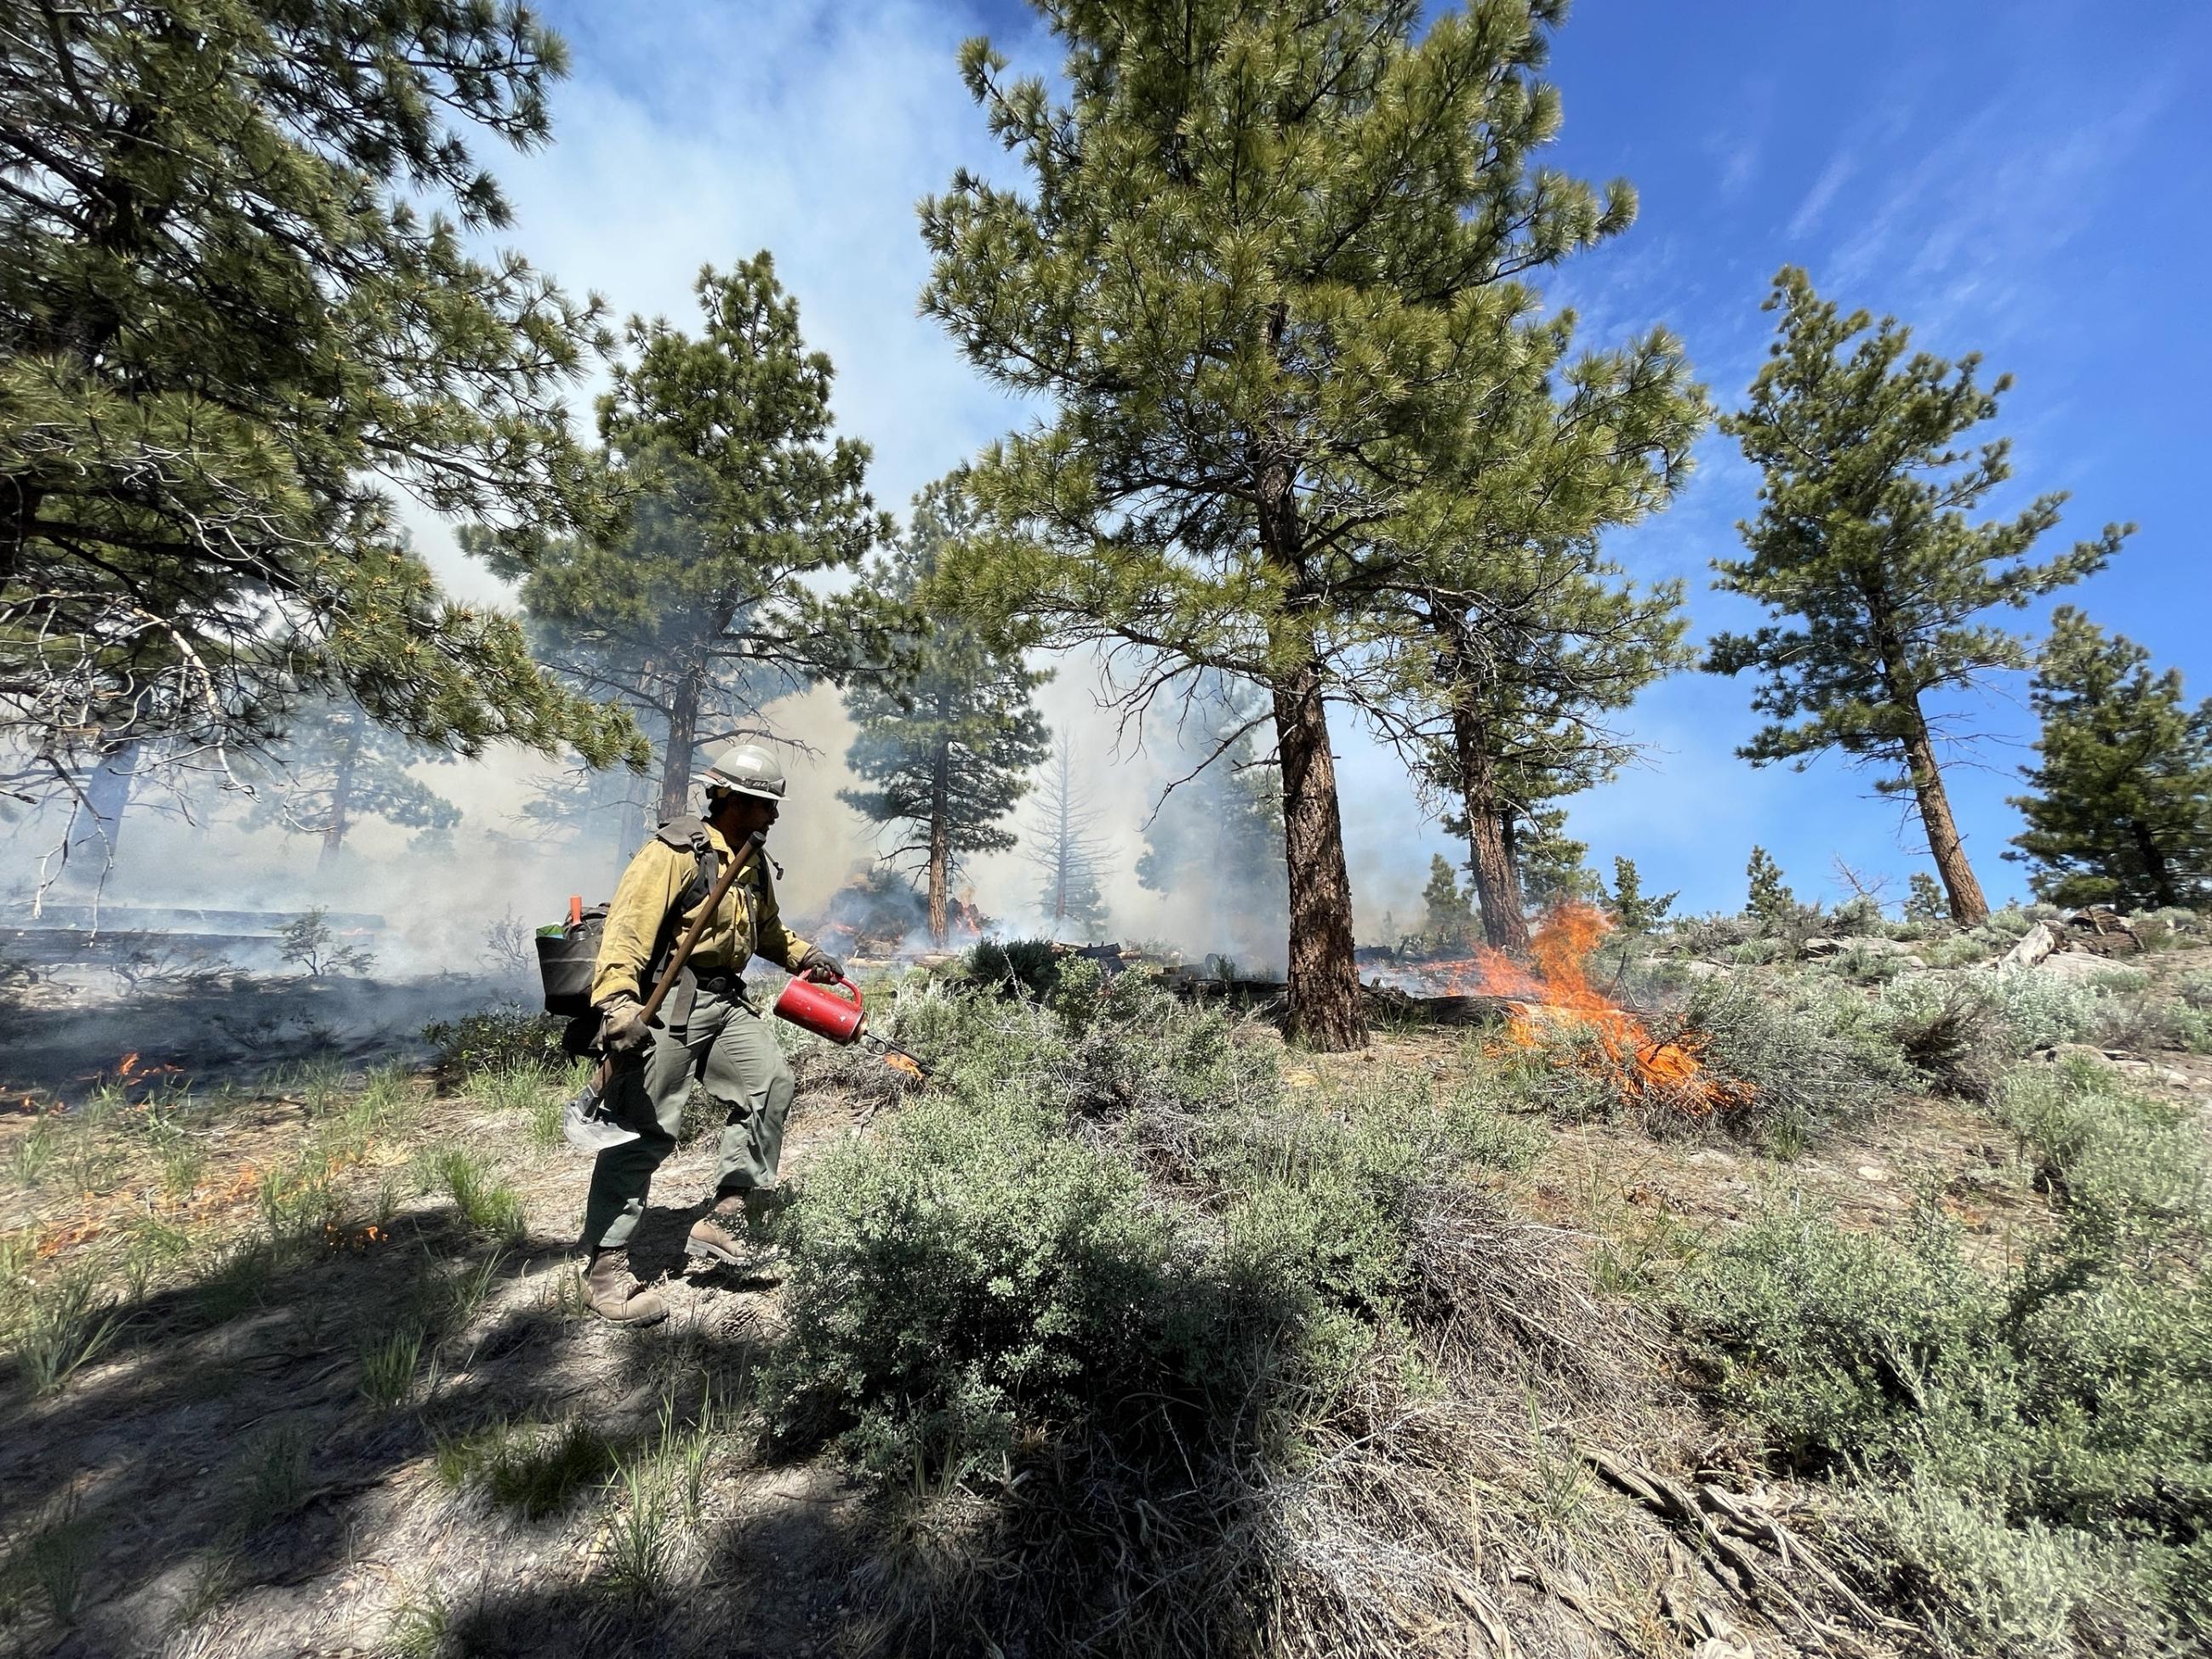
left=647, top=818, right=724, bottom=1029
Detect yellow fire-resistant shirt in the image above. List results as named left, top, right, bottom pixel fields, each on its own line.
left=590, top=822, right=811, bottom=1009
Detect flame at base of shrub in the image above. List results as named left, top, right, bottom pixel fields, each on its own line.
left=1440, top=904, right=1747, bottom=1114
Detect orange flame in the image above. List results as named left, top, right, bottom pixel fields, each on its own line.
left=1439, top=904, right=1734, bottom=1111
left=116, top=1052, right=140, bottom=1080
left=883, top=1052, right=922, bottom=1080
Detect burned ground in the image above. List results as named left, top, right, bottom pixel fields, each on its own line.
left=2, top=911, right=2208, bottom=1657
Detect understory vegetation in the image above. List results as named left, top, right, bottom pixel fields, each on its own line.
left=765, top=974, right=1654, bottom=1653
left=3, top=917, right=2208, bottom=1656
left=1680, top=1055, right=2209, bottom=1653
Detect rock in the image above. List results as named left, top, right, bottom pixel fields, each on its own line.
left=1799, top=938, right=1844, bottom=958
left=1999, top=921, right=2060, bottom=970
left=1684, top=961, right=1727, bottom=980
left=2111, top=1058, right=2192, bottom=1089
left=2032, top=951, right=2131, bottom=984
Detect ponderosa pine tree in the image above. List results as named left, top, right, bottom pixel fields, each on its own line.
left=0, top=0, right=643, bottom=821
left=1608, top=858, right=1675, bottom=933
left=1516, top=807, right=1602, bottom=911
left=247, top=700, right=460, bottom=869
left=1024, top=738, right=1115, bottom=941
left=491, top=258, right=890, bottom=820
left=1420, top=855, right=1476, bottom=950
left=2006, top=607, right=2212, bottom=910
left=921, top=0, right=1668, bottom=1049
left=1747, top=846, right=1795, bottom=932
left=1709, top=268, right=2130, bottom=925
left=1409, top=542, right=1693, bottom=951
left=841, top=479, right=1048, bottom=944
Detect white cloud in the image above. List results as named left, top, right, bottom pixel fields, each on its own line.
left=1787, top=151, right=1856, bottom=240
left=408, top=0, right=1049, bottom=607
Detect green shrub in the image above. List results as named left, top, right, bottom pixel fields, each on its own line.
left=962, top=937, right=1065, bottom=1001
left=1873, top=980, right=2011, bottom=1102
left=1985, top=971, right=2111, bottom=1052
left=1677, top=1059, right=2211, bottom=1652
left=721, top=967, right=1687, bottom=1640
left=764, top=1087, right=1174, bottom=1482
left=1055, top=970, right=1280, bottom=1119
left=1828, top=893, right=1886, bottom=937
left=1662, top=977, right=1915, bottom=1148
left=1849, top=1478, right=2178, bottom=1656
left=1998, top=1058, right=2207, bottom=1232
left=422, top=1003, right=567, bottom=1078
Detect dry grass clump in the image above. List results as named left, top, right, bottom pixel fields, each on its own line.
left=1270, top=1183, right=1685, bottom=1658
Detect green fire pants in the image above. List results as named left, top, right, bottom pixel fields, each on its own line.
left=580, top=983, right=795, bottom=1251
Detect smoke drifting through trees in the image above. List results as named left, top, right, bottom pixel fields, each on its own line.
left=245, top=700, right=461, bottom=869
left=919, top=1, right=1709, bottom=1046
left=841, top=479, right=1050, bottom=944
left=0, top=0, right=645, bottom=860
left=478, top=256, right=892, bottom=824
left=1137, top=721, right=1289, bottom=972
left=1024, top=738, right=1113, bottom=941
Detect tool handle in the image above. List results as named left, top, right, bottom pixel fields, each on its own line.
left=588, top=828, right=765, bottom=1091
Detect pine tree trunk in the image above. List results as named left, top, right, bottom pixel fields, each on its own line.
left=1050, top=750, right=1070, bottom=936
left=659, top=666, right=704, bottom=824
left=1273, top=661, right=1367, bottom=1051
left=1451, top=704, right=1530, bottom=954
left=927, top=740, right=951, bottom=946
left=1901, top=709, right=1989, bottom=924
left=319, top=722, right=356, bottom=871
left=1250, top=384, right=1364, bottom=1050
left=2129, top=820, right=2177, bottom=909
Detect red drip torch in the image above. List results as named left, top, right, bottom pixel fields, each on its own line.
left=772, top=976, right=933, bottom=1078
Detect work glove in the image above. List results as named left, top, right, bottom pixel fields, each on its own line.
left=599, top=998, right=653, bottom=1057
left=796, top=945, right=845, bottom=985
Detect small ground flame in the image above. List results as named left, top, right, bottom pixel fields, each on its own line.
left=1433, top=904, right=1732, bottom=1111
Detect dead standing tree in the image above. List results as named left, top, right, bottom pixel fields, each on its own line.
left=1025, top=737, right=1114, bottom=941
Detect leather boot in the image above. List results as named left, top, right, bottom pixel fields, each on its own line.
left=686, top=1189, right=783, bottom=1271
left=582, top=1248, right=667, bottom=1325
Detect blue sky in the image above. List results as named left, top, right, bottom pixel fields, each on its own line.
left=431, top=0, right=2209, bottom=933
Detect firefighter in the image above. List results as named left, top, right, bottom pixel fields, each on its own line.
left=577, top=742, right=844, bottom=1325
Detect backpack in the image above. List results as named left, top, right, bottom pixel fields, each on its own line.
left=533, top=817, right=727, bottom=1020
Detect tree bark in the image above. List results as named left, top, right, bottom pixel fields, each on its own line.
left=659, top=664, right=704, bottom=824
left=319, top=721, right=357, bottom=871
left=1451, top=702, right=1530, bottom=954
left=1900, top=706, right=1989, bottom=924
left=927, top=739, right=951, bottom=945
left=2129, top=818, right=2177, bottom=910
left=1273, top=660, right=1367, bottom=1050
